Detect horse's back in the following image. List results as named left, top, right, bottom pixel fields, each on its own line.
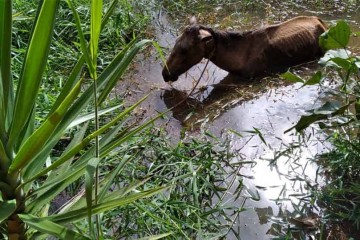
left=259, top=16, right=327, bottom=71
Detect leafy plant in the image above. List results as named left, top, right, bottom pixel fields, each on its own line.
left=99, top=129, right=242, bottom=239
left=282, top=20, right=360, bottom=132
left=0, top=0, right=166, bottom=239
left=282, top=19, right=360, bottom=236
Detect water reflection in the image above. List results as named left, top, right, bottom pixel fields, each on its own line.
left=162, top=73, right=286, bottom=130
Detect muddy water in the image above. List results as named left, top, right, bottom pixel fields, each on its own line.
left=118, top=3, right=360, bottom=239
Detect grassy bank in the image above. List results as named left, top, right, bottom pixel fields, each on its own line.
left=0, top=1, right=245, bottom=239
left=12, top=0, right=152, bottom=120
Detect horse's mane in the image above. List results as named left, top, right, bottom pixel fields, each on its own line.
left=198, top=25, right=252, bottom=41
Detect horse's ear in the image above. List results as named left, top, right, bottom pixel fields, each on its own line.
left=199, top=29, right=212, bottom=41
left=189, top=16, right=197, bottom=25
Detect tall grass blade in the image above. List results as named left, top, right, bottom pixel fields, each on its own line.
left=24, top=95, right=147, bottom=183
left=7, top=0, right=60, bottom=151
left=100, top=178, right=152, bottom=203
left=97, top=155, right=132, bottom=202
left=49, top=123, right=89, bottom=178
left=65, top=0, right=95, bottom=76
left=19, top=214, right=91, bottom=240
left=9, top=80, right=81, bottom=173
left=46, top=187, right=167, bottom=224
left=51, top=0, right=118, bottom=114
left=64, top=155, right=133, bottom=212
left=101, top=113, right=165, bottom=156
left=23, top=38, right=149, bottom=181
left=90, top=0, right=102, bottom=77
left=0, top=0, right=13, bottom=133
left=98, top=39, right=152, bottom=104
left=50, top=56, right=85, bottom=115
left=67, top=105, right=120, bottom=130
left=26, top=163, right=87, bottom=212
left=85, top=158, right=100, bottom=237
left=137, top=233, right=174, bottom=240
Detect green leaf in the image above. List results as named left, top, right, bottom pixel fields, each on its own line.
left=67, top=105, right=121, bottom=130
left=100, top=178, right=151, bottom=202
left=287, top=113, right=327, bottom=133
left=50, top=56, right=85, bottom=115
left=245, top=127, right=267, bottom=146
left=0, top=200, right=16, bottom=223
left=0, top=0, right=13, bottom=133
left=19, top=214, right=90, bottom=239
left=319, top=49, right=351, bottom=67
left=152, top=41, right=167, bottom=66
left=302, top=71, right=322, bottom=87
left=7, top=0, right=60, bottom=151
left=319, top=20, right=350, bottom=50
left=48, top=123, right=89, bottom=179
left=27, top=113, right=133, bottom=212
left=63, top=173, right=151, bottom=214
left=0, top=140, right=10, bottom=171
left=98, top=39, right=152, bottom=104
left=100, top=112, right=165, bottom=157
left=329, top=57, right=353, bottom=70
left=46, top=187, right=167, bottom=224
left=280, top=71, right=304, bottom=83
left=90, top=0, right=103, bottom=77
left=9, top=80, right=81, bottom=173
left=26, top=162, right=87, bottom=212
left=137, top=233, right=174, bottom=240
left=66, top=0, right=95, bottom=76
left=51, top=0, right=118, bottom=113
left=25, top=38, right=151, bottom=179
left=24, top=95, right=147, bottom=184
left=97, top=155, right=132, bottom=202
left=65, top=155, right=134, bottom=212
left=285, top=101, right=352, bottom=132
left=313, top=101, right=347, bottom=115
left=85, top=158, right=100, bottom=234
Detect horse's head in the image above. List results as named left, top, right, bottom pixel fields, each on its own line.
left=162, top=17, right=214, bottom=82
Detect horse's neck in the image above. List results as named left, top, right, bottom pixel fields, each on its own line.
left=209, top=30, right=253, bottom=73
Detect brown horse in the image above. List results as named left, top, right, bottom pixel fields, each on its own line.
left=162, top=16, right=327, bottom=82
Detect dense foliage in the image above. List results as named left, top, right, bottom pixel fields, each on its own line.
left=0, top=1, right=244, bottom=239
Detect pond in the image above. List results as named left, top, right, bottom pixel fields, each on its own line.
left=117, top=2, right=360, bottom=239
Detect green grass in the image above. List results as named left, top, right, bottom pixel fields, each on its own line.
left=1, top=1, right=248, bottom=239
left=12, top=0, right=152, bottom=121
left=100, top=128, right=242, bottom=238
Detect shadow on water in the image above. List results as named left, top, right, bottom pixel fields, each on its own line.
left=161, top=74, right=272, bottom=129
left=117, top=2, right=360, bottom=239
left=160, top=61, right=323, bottom=131
left=161, top=73, right=288, bottom=130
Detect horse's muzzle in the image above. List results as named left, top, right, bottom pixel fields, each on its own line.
left=162, top=68, right=179, bottom=82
